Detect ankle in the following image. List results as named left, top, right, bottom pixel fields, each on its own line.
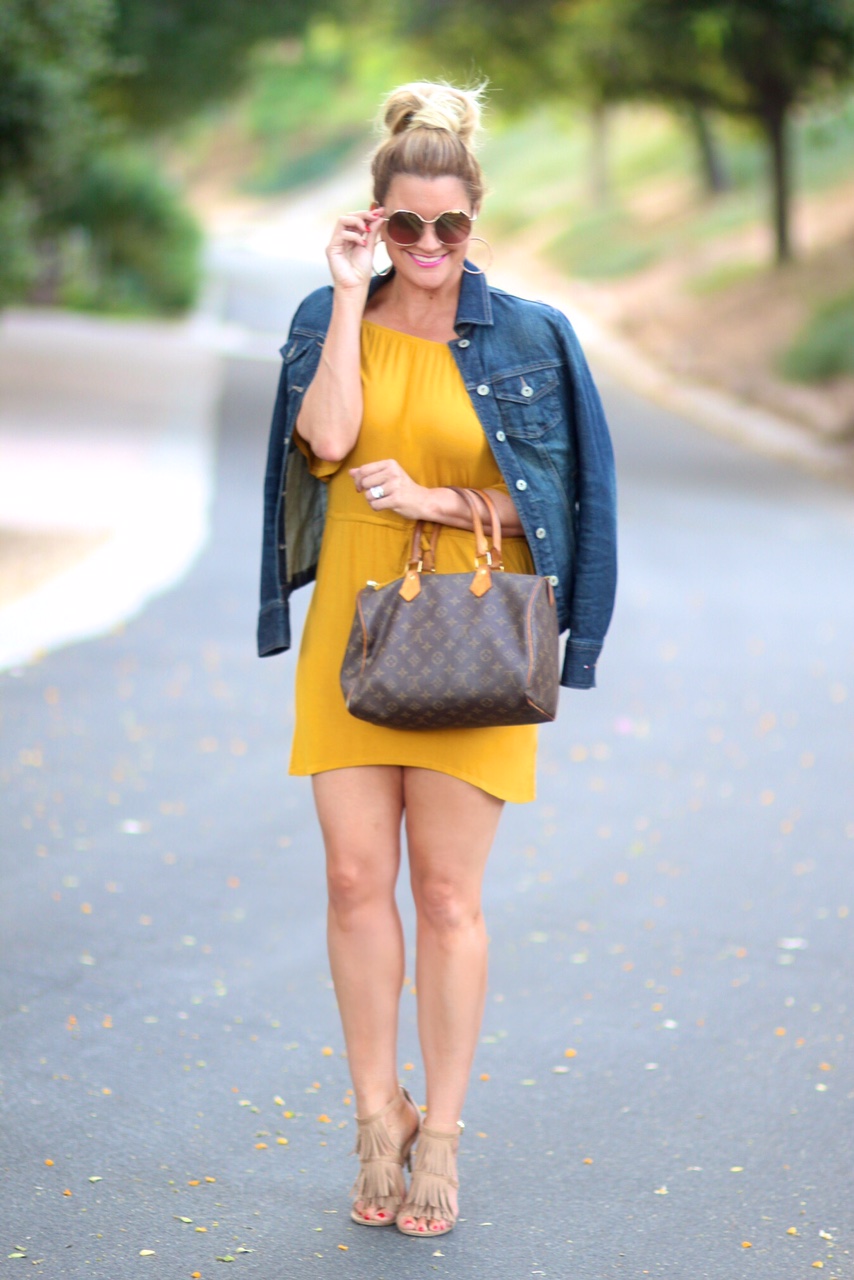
left=422, top=1116, right=463, bottom=1137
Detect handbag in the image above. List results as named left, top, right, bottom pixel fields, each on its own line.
left=340, top=487, right=560, bottom=729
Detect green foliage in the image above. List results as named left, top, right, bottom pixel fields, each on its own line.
left=0, top=185, right=38, bottom=305
left=781, top=290, right=854, bottom=382
left=48, top=146, right=202, bottom=314
left=105, top=0, right=323, bottom=130
left=0, top=0, right=111, bottom=194
left=226, top=21, right=414, bottom=195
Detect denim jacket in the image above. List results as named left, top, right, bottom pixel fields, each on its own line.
left=258, top=267, right=617, bottom=689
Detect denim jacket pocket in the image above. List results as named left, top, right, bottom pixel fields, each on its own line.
left=492, top=365, right=562, bottom=439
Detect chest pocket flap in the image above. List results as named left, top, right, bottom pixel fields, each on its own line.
left=492, top=366, right=561, bottom=438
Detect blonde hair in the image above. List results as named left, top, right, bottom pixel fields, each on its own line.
left=370, top=81, right=487, bottom=209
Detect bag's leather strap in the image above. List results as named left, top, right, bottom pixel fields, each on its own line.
left=473, top=489, right=504, bottom=570
left=398, top=488, right=504, bottom=600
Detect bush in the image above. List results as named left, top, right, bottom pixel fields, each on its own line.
left=47, top=147, right=202, bottom=315
left=780, top=290, right=854, bottom=382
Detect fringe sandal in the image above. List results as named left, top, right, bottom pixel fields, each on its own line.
left=350, top=1086, right=420, bottom=1226
left=395, top=1122, right=462, bottom=1237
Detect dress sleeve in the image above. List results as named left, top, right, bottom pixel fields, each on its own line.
left=292, top=426, right=343, bottom=481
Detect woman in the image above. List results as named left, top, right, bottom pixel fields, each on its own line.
left=258, top=81, right=617, bottom=1236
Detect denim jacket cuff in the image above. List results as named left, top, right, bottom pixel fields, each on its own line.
left=561, top=638, right=602, bottom=689
left=257, top=601, right=291, bottom=657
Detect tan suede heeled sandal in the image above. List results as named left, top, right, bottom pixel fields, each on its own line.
left=395, top=1122, right=462, bottom=1237
left=350, top=1086, right=420, bottom=1226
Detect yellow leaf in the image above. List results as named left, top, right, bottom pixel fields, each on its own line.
left=337, top=1245, right=349, bottom=1251
left=741, top=1241, right=752, bottom=1249
left=139, top=1249, right=155, bottom=1256
left=204, top=1176, right=216, bottom=1183
left=322, top=1047, right=333, bottom=1056
left=564, top=1048, right=577, bottom=1058
left=255, top=1143, right=268, bottom=1150
left=787, top=1227, right=798, bottom=1235
left=273, top=1096, right=285, bottom=1106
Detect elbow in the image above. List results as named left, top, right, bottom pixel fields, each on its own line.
left=311, top=437, right=350, bottom=463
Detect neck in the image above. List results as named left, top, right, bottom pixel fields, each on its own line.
left=382, top=273, right=462, bottom=332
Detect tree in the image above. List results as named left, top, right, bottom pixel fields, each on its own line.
left=388, top=0, right=854, bottom=263
left=639, top=0, right=854, bottom=261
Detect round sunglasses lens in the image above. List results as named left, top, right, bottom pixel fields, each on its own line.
left=436, top=213, right=471, bottom=244
left=387, top=212, right=422, bottom=245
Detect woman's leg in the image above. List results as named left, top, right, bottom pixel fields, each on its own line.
left=312, top=765, right=419, bottom=1221
left=402, top=767, right=504, bottom=1231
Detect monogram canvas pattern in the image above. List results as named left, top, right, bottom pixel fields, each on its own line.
left=340, top=571, right=560, bottom=730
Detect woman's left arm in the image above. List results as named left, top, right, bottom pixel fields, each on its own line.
left=349, top=460, right=524, bottom=536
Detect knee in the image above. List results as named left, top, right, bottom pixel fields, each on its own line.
left=414, top=878, right=481, bottom=936
left=327, top=860, right=391, bottom=923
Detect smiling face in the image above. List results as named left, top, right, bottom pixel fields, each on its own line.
left=377, top=174, right=475, bottom=292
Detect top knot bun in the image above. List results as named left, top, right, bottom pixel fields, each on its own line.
left=380, top=81, right=485, bottom=147
left=370, top=79, right=488, bottom=210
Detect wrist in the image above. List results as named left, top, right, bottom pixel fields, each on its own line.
left=424, top=487, right=455, bottom=522
left=332, top=282, right=369, bottom=310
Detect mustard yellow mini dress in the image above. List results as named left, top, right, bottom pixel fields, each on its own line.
left=289, top=320, right=538, bottom=803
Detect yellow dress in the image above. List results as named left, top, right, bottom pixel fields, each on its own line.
left=289, top=320, right=538, bottom=803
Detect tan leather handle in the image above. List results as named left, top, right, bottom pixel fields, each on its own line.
left=474, top=489, right=504, bottom=569
left=448, top=487, right=490, bottom=562
left=449, top=487, right=493, bottom=597
left=422, top=521, right=441, bottom=574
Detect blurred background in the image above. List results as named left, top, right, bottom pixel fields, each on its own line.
left=3, top=0, right=854, bottom=382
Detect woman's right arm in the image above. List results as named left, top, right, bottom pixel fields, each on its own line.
left=294, top=208, right=384, bottom=462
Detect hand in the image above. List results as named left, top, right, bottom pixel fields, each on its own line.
left=326, top=207, right=385, bottom=291
left=350, top=459, right=433, bottom=521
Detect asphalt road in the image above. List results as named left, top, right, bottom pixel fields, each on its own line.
left=1, top=254, right=852, bottom=1280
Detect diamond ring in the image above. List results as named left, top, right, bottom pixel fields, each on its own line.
left=370, top=485, right=385, bottom=499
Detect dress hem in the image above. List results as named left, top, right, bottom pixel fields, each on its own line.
left=288, top=754, right=535, bottom=804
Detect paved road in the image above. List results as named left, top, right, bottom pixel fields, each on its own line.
left=2, top=254, right=852, bottom=1280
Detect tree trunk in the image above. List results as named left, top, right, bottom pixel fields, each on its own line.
left=763, top=102, right=792, bottom=264
left=687, top=105, right=729, bottom=195
left=589, top=101, right=611, bottom=207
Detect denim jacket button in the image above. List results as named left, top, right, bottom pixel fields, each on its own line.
left=521, top=386, right=534, bottom=397
left=515, top=479, right=528, bottom=491
left=458, top=338, right=470, bottom=348
left=535, top=527, right=546, bottom=539
left=477, top=384, right=490, bottom=396
left=548, top=574, right=559, bottom=586
left=495, top=430, right=506, bottom=443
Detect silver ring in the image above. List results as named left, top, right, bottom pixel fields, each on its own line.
left=370, top=485, right=384, bottom=499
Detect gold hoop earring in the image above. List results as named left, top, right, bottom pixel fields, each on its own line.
left=373, top=241, right=393, bottom=277
left=462, top=237, right=493, bottom=275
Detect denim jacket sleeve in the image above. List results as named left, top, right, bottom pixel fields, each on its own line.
left=551, top=309, right=618, bottom=689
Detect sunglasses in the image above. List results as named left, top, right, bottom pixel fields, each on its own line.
left=382, top=209, right=476, bottom=246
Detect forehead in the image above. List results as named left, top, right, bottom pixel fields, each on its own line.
left=384, top=173, right=471, bottom=212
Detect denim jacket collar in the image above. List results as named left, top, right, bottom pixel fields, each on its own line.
left=366, top=265, right=494, bottom=328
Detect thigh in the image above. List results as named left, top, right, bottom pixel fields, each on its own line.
left=404, top=768, right=504, bottom=899
left=313, top=766, right=406, bottom=894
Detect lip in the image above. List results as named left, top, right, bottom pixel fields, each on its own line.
left=407, top=252, right=449, bottom=268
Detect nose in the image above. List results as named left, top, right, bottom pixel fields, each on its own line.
left=416, top=222, right=443, bottom=251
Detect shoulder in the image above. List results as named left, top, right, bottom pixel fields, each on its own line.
left=486, top=284, right=581, bottom=355
left=288, top=285, right=334, bottom=339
